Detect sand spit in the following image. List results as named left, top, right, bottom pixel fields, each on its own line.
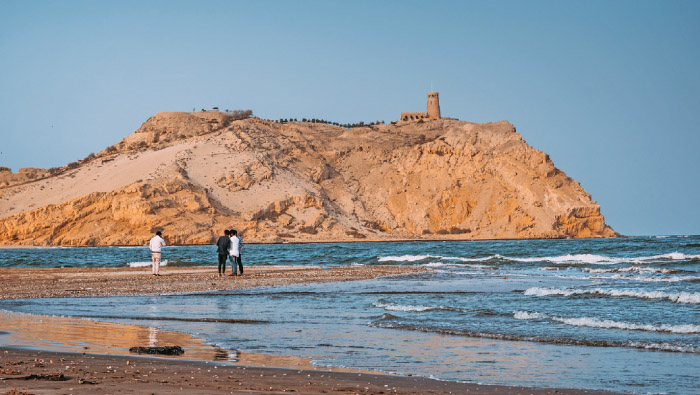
left=0, top=265, right=425, bottom=299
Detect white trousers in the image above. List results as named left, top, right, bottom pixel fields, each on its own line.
left=151, top=252, right=162, bottom=274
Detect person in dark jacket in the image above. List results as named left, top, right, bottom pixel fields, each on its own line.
left=216, top=230, right=232, bottom=277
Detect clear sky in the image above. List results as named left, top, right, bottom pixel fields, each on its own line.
left=1, top=0, right=699, bottom=236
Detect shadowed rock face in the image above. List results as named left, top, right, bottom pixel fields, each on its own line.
left=0, top=112, right=616, bottom=246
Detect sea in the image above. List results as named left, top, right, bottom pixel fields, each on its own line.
left=1, top=236, right=699, bottom=394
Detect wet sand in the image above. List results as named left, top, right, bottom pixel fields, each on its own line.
left=0, top=347, right=623, bottom=395
left=0, top=265, right=425, bottom=299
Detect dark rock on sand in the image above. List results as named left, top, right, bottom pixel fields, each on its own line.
left=128, top=346, right=184, bottom=355
left=2, top=372, right=67, bottom=381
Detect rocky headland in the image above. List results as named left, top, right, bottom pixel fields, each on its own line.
left=0, top=111, right=616, bottom=245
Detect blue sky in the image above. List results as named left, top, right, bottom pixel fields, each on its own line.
left=1, top=0, right=699, bottom=236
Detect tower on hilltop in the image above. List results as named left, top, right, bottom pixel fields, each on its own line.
left=399, top=92, right=442, bottom=121
left=427, top=92, right=441, bottom=119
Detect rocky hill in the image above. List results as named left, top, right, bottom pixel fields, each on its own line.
left=0, top=111, right=616, bottom=246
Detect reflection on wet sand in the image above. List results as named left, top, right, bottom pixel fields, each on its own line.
left=0, top=310, right=379, bottom=374
left=147, top=326, right=158, bottom=347
left=78, top=314, right=267, bottom=324
left=0, top=310, right=222, bottom=362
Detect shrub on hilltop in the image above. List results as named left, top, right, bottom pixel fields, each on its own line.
left=270, top=117, right=384, bottom=128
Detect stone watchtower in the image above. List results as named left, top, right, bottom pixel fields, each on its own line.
left=400, top=92, right=442, bottom=121
left=426, top=92, right=441, bottom=119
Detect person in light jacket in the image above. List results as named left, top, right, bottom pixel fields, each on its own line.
left=228, top=229, right=240, bottom=276
left=149, top=231, right=166, bottom=276
left=230, top=229, right=244, bottom=276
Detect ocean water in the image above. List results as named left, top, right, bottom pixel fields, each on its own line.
left=1, top=236, right=699, bottom=394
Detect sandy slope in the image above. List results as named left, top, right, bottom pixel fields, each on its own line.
left=0, top=144, right=185, bottom=217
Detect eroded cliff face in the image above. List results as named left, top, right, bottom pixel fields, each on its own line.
left=0, top=113, right=616, bottom=245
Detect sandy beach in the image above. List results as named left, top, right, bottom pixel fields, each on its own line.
left=0, top=347, right=624, bottom=395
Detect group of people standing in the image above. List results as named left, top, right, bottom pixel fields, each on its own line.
left=147, top=230, right=244, bottom=277
left=217, top=229, right=244, bottom=277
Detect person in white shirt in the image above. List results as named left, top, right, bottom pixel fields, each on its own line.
left=149, top=231, right=166, bottom=276
left=236, top=232, right=244, bottom=275
left=228, top=229, right=240, bottom=276
left=234, top=229, right=244, bottom=275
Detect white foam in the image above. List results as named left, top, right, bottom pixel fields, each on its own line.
left=514, top=311, right=700, bottom=334
left=551, top=316, right=700, bottom=334
left=627, top=341, right=700, bottom=353
left=584, top=267, right=675, bottom=274
left=381, top=252, right=700, bottom=265
left=463, top=264, right=492, bottom=270
left=424, top=262, right=446, bottom=267
left=537, top=254, right=619, bottom=264
left=510, top=252, right=700, bottom=265
left=496, top=253, right=619, bottom=264
left=378, top=255, right=436, bottom=262
left=608, top=274, right=697, bottom=283
left=128, top=260, right=168, bottom=268
left=524, top=287, right=700, bottom=304
left=644, top=252, right=700, bottom=261
left=548, top=274, right=594, bottom=280
left=576, top=272, right=693, bottom=282
left=445, top=255, right=498, bottom=262
left=373, top=302, right=434, bottom=312
left=513, top=311, right=547, bottom=320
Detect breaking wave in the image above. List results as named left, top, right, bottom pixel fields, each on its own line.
left=373, top=302, right=486, bottom=314
left=606, top=274, right=700, bottom=283
left=513, top=311, right=547, bottom=320
left=583, top=267, right=687, bottom=274
left=555, top=316, right=700, bottom=334
left=524, top=287, right=700, bottom=304
left=378, top=255, right=437, bottom=262
left=446, top=256, right=498, bottom=262
left=513, top=311, right=700, bottom=334
left=510, top=252, right=700, bottom=265
left=369, top=321, right=700, bottom=354
left=423, top=262, right=446, bottom=267
left=378, top=252, right=700, bottom=265
left=128, top=260, right=168, bottom=267
left=373, top=302, right=435, bottom=312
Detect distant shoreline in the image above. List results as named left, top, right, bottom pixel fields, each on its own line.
left=0, top=234, right=623, bottom=249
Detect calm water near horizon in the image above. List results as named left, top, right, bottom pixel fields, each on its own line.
left=1, top=236, right=699, bottom=394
